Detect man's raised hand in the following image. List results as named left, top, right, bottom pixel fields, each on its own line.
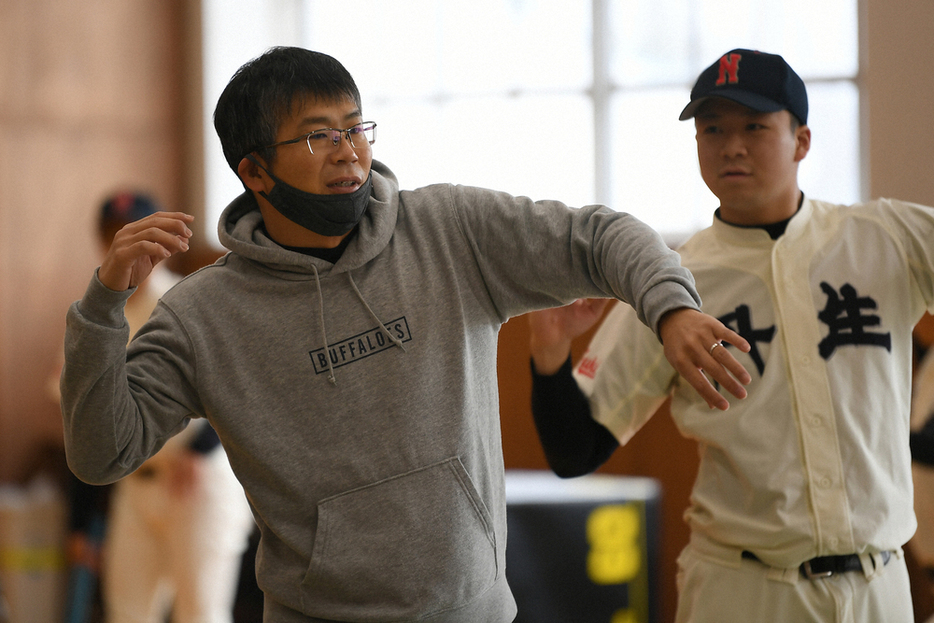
left=98, top=212, right=194, bottom=291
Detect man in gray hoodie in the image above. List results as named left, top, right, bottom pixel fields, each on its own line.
left=60, top=47, right=750, bottom=622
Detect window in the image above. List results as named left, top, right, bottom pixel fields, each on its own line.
left=202, top=0, right=860, bottom=246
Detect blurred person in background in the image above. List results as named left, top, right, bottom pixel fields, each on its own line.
left=910, top=319, right=934, bottom=623
left=56, top=192, right=254, bottom=623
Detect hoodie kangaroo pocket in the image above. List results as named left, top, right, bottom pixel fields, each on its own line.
left=300, top=457, right=498, bottom=621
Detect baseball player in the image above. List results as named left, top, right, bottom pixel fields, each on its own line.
left=910, top=336, right=934, bottom=622
left=58, top=193, right=255, bottom=623
left=528, top=49, right=934, bottom=622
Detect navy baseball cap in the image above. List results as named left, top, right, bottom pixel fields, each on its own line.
left=679, top=49, right=808, bottom=125
left=99, top=191, right=160, bottom=226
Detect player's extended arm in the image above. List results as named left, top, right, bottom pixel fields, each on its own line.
left=528, top=300, right=619, bottom=476
left=530, top=356, right=620, bottom=477
left=527, top=301, right=752, bottom=477
left=531, top=300, right=752, bottom=411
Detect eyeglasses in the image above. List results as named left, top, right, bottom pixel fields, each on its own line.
left=262, top=122, right=377, bottom=155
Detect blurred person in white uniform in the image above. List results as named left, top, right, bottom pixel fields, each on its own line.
left=93, top=192, right=255, bottom=623
left=910, top=324, right=934, bottom=623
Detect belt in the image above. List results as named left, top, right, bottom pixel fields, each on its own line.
left=741, top=550, right=892, bottom=580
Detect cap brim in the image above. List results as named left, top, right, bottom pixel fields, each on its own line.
left=679, top=91, right=786, bottom=121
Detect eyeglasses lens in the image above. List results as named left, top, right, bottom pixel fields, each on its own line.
left=304, top=124, right=376, bottom=154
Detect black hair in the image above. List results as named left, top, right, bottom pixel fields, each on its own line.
left=212, top=47, right=362, bottom=173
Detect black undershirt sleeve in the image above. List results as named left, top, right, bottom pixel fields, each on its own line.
left=188, top=422, right=222, bottom=455
left=911, top=412, right=934, bottom=467
left=530, top=356, right=620, bottom=478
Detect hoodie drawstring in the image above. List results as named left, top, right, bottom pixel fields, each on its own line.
left=347, top=273, right=408, bottom=353
left=310, top=264, right=337, bottom=385
left=310, top=265, right=406, bottom=386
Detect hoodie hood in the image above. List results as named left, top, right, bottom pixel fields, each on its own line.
left=217, top=160, right=400, bottom=278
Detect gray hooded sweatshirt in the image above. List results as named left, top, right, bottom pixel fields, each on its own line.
left=61, top=161, right=699, bottom=622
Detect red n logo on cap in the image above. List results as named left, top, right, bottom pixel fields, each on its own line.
left=716, top=53, right=741, bottom=85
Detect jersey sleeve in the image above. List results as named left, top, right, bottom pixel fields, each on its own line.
left=876, top=198, right=934, bottom=315
left=573, top=302, right=677, bottom=445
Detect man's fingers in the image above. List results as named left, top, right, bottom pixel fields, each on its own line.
left=705, top=327, right=753, bottom=399
left=718, top=328, right=751, bottom=354
left=124, top=211, right=194, bottom=230
left=129, top=213, right=193, bottom=240
left=679, top=345, right=750, bottom=410
left=115, top=233, right=188, bottom=264
left=670, top=350, right=735, bottom=411
left=709, top=367, right=748, bottom=401
left=659, top=308, right=755, bottom=410
left=708, top=343, right=752, bottom=388
left=681, top=366, right=730, bottom=411
left=121, top=214, right=193, bottom=254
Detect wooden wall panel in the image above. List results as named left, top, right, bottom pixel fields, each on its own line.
left=0, top=0, right=188, bottom=481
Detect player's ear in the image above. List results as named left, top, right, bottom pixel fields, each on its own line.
left=793, top=124, right=811, bottom=162
left=238, top=155, right=270, bottom=193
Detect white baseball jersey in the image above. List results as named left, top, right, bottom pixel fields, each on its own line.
left=575, top=196, right=934, bottom=568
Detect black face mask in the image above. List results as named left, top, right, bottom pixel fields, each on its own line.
left=248, top=156, right=372, bottom=237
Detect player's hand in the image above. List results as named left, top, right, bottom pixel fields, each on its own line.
left=658, top=307, right=752, bottom=410
left=98, top=212, right=194, bottom=291
left=528, top=299, right=611, bottom=375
